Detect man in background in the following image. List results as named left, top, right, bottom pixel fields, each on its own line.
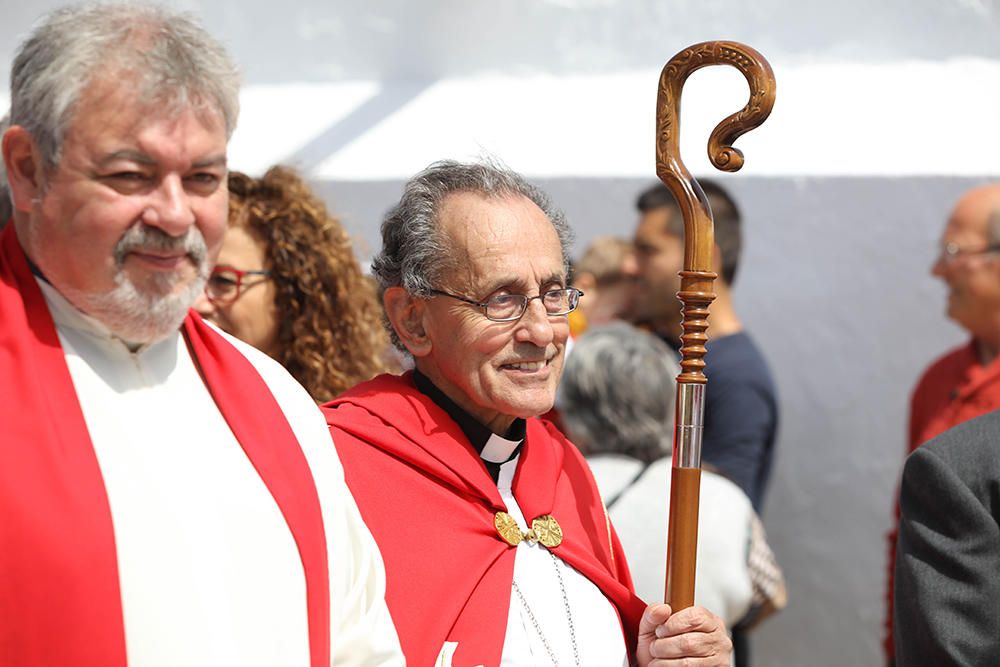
left=885, top=183, right=1000, bottom=665
left=908, top=185, right=1000, bottom=451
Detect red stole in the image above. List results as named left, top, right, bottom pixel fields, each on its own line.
left=324, top=373, right=645, bottom=667
left=0, top=225, right=330, bottom=667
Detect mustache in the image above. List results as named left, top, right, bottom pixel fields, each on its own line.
left=114, top=223, right=208, bottom=267
left=498, top=344, right=561, bottom=366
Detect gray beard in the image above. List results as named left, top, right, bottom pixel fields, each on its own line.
left=60, top=222, right=210, bottom=345
left=67, top=267, right=208, bottom=345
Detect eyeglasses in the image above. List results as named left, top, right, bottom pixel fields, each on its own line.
left=937, top=242, right=1000, bottom=265
left=205, top=265, right=271, bottom=306
left=429, top=287, right=583, bottom=322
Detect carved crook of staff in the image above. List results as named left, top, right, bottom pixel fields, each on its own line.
left=657, top=41, right=776, bottom=610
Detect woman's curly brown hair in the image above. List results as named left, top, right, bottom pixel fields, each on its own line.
left=228, top=166, right=393, bottom=403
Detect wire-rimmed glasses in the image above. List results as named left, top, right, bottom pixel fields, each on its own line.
left=429, top=287, right=583, bottom=322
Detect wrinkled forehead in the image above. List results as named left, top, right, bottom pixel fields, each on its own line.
left=50, top=70, right=218, bottom=147
left=437, top=192, right=566, bottom=290
left=439, top=191, right=560, bottom=244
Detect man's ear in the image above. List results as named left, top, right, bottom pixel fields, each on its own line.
left=2, top=126, right=45, bottom=213
left=383, top=287, right=432, bottom=358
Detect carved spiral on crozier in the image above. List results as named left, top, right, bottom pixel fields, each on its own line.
left=676, top=285, right=716, bottom=383
left=655, top=41, right=775, bottom=181
left=711, top=146, right=744, bottom=171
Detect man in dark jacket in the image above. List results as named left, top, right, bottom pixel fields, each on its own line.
left=894, top=410, right=1000, bottom=666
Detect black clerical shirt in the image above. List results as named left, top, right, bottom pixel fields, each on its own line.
left=412, top=370, right=525, bottom=483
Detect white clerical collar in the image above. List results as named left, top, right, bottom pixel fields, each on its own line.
left=481, top=432, right=523, bottom=464
left=35, top=277, right=160, bottom=353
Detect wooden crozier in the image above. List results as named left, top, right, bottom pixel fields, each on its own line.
left=657, top=41, right=776, bottom=610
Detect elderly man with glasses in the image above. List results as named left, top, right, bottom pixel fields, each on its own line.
left=324, top=159, right=732, bottom=666
left=883, top=183, right=1000, bottom=665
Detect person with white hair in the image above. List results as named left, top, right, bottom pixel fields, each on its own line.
left=0, top=5, right=401, bottom=665
left=558, top=322, right=785, bottom=632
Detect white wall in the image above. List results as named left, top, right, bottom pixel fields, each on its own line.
left=3, top=2, right=998, bottom=664
left=5, top=0, right=1000, bottom=87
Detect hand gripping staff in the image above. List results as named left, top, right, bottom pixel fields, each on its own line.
left=656, top=41, right=776, bottom=610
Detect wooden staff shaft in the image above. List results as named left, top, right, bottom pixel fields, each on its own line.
left=656, top=41, right=776, bottom=610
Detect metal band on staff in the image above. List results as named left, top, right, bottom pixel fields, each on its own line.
left=656, top=40, right=776, bottom=610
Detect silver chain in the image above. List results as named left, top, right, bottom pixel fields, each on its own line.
left=511, top=551, right=581, bottom=667
left=554, top=552, right=581, bottom=667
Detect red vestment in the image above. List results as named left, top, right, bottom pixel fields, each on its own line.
left=324, top=372, right=645, bottom=667
left=0, top=225, right=330, bottom=667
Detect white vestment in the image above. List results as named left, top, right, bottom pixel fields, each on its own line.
left=495, top=451, right=629, bottom=667
left=39, top=279, right=403, bottom=667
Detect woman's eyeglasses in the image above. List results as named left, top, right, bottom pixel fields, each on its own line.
left=205, top=265, right=271, bottom=306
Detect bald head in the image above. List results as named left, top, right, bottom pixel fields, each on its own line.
left=948, top=184, right=1000, bottom=244
left=932, top=184, right=1000, bottom=347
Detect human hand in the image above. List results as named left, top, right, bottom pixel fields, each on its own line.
left=636, top=603, right=732, bottom=666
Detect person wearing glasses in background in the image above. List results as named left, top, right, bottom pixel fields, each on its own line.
left=196, top=167, right=393, bottom=403
left=884, top=183, right=1000, bottom=666
left=323, top=159, right=732, bottom=666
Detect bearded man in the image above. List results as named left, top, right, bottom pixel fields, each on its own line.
left=0, top=5, right=400, bottom=666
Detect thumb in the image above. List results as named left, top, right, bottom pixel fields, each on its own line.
left=639, top=603, right=673, bottom=640
left=636, top=603, right=673, bottom=667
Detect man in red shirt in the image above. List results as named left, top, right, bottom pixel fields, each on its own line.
left=885, top=183, right=1000, bottom=664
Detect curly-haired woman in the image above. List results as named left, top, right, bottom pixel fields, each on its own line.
left=196, top=166, right=394, bottom=403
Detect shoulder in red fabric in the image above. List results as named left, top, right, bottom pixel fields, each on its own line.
left=324, top=373, right=645, bottom=666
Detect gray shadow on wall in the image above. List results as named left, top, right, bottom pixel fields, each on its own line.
left=282, top=81, right=431, bottom=173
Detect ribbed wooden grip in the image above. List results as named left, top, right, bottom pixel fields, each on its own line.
left=676, top=272, right=716, bottom=384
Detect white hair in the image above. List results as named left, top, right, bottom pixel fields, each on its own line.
left=9, top=2, right=239, bottom=170
left=558, top=322, right=679, bottom=462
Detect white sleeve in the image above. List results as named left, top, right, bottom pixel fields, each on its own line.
left=227, top=336, right=405, bottom=666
